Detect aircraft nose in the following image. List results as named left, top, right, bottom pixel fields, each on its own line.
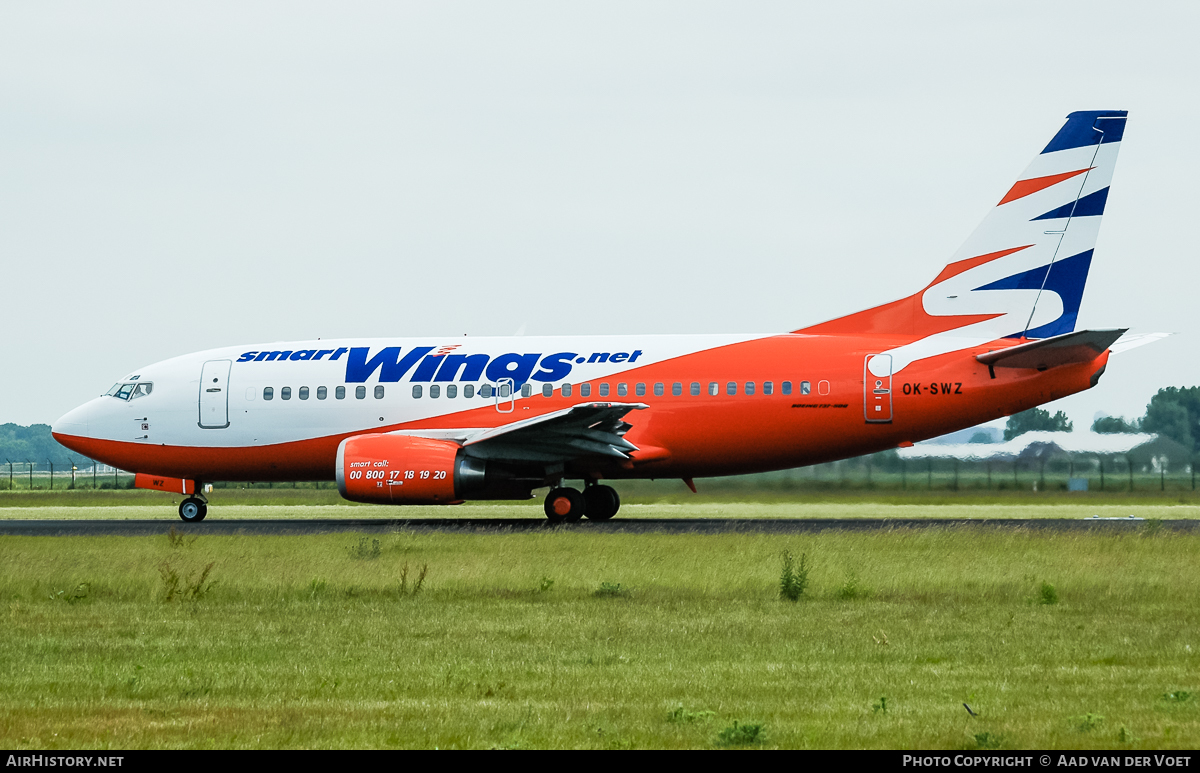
left=52, top=404, right=91, bottom=443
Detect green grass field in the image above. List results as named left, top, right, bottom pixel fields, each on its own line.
left=2, top=521, right=1198, bottom=749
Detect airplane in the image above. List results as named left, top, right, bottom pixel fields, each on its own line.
left=53, top=110, right=1152, bottom=523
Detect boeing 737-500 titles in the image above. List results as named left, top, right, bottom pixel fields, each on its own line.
left=53, top=110, right=1157, bottom=522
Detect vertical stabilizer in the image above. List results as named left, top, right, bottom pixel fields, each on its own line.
left=798, top=110, right=1127, bottom=374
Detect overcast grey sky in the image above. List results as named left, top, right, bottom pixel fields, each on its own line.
left=2, top=1, right=1196, bottom=430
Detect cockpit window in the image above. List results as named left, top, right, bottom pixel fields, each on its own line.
left=108, top=382, right=153, bottom=401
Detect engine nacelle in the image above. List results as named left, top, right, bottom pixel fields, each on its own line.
left=335, top=434, right=485, bottom=504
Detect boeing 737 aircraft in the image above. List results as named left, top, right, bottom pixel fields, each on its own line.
left=54, top=110, right=1151, bottom=522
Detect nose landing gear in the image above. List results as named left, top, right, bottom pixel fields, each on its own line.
left=178, top=488, right=208, bottom=522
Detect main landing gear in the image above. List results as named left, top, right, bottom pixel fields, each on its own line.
left=178, top=490, right=208, bottom=523
left=543, top=484, right=620, bottom=523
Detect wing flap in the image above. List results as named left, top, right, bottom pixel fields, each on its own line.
left=460, top=402, right=648, bottom=462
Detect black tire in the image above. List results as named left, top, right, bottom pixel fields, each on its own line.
left=583, top=485, right=620, bottom=521
left=179, top=497, right=207, bottom=523
left=544, top=487, right=585, bottom=522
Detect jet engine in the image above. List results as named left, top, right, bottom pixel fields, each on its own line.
left=335, top=434, right=486, bottom=504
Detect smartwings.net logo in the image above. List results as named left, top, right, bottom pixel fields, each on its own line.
left=236, top=346, right=645, bottom=386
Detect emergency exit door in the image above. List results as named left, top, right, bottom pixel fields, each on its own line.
left=199, top=360, right=232, bottom=429
left=864, top=354, right=893, bottom=423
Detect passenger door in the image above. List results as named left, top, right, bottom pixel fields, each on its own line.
left=199, top=360, right=232, bottom=429
left=863, top=354, right=893, bottom=423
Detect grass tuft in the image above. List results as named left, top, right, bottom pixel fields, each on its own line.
left=594, top=582, right=628, bottom=598
left=166, top=527, right=196, bottom=549
left=348, top=537, right=381, bottom=560
left=1163, top=690, right=1192, bottom=703
left=1076, top=713, right=1104, bottom=732
left=667, top=706, right=715, bottom=724
left=837, top=571, right=869, bottom=600
left=779, top=549, right=810, bottom=601
left=715, top=721, right=764, bottom=746
left=398, top=563, right=428, bottom=597
left=1038, top=581, right=1059, bottom=605
left=49, top=582, right=89, bottom=604
left=158, top=560, right=215, bottom=602
left=973, top=731, right=1001, bottom=749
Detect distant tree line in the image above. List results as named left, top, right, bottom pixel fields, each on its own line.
left=0, top=424, right=84, bottom=467
left=1004, top=386, right=1200, bottom=453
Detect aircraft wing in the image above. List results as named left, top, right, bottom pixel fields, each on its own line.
left=463, top=402, right=648, bottom=462
left=389, top=402, right=649, bottom=463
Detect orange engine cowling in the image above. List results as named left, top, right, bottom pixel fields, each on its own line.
left=336, top=434, right=484, bottom=505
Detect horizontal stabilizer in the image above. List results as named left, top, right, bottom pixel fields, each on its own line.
left=1109, top=331, right=1172, bottom=354
left=976, top=328, right=1125, bottom=370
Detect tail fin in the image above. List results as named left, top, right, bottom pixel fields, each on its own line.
left=798, top=110, right=1127, bottom=350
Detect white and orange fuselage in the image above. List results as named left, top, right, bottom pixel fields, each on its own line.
left=51, top=331, right=1107, bottom=484
left=51, top=110, right=1143, bottom=520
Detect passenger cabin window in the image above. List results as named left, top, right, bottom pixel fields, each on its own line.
left=464, top=384, right=475, bottom=398
left=430, top=385, right=440, bottom=398
left=782, top=381, right=793, bottom=395
left=299, top=387, right=309, bottom=400
left=580, top=384, right=591, bottom=397
left=599, top=383, right=610, bottom=397
left=745, top=382, right=755, bottom=396
left=412, top=385, right=422, bottom=398
left=673, top=382, right=683, bottom=396
left=447, top=385, right=458, bottom=398
left=562, top=383, right=572, bottom=397
left=617, top=383, right=627, bottom=396
left=763, top=381, right=774, bottom=395
left=317, top=386, right=327, bottom=400
left=654, top=383, right=664, bottom=396
left=542, top=384, right=553, bottom=397
left=480, top=384, right=493, bottom=398
left=726, top=382, right=737, bottom=396
left=376, top=385, right=385, bottom=399
left=281, top=387, right=292, bottom=400
left=356, top=386, right=366, bottom=399
left=709, top=382, right=719, bottom=396
left=636, top=383, right=646, bottom=396
left=801, top=381, right=812, bottom=395
left=335, top=386, right=345, bottom=400
left=690, top=382, right=700, bottom=396
left=521, top=384, right=532, bottom=398
left=263, top=387, right=274, bottom=401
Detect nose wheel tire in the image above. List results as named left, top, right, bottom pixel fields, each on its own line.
left=179, top=497, right=208, bottom=522
left=582, top=485, right=620, bottom=521
left=544, top=487, right=585, bottom=523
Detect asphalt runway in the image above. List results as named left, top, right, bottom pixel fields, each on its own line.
left=0, top=517, right=1194, bottom=536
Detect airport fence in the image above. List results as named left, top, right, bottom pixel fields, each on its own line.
left=2, top=454, right=1197, bottom=494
